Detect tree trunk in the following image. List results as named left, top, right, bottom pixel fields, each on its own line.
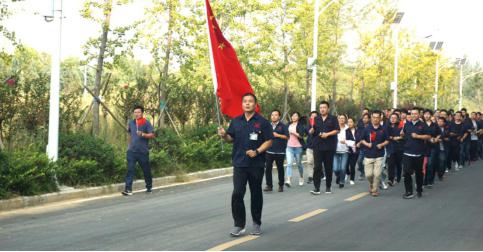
left=0, top=120, right=4, bottom=150
left=360, top=75, right=365, bottom=110
left=156, top=0, right=175, bottom=129
left=330, top=7, right=341, bottom=113
left=350, top=69, right=355, bottom=101
left=92, top=0, right=112, bottom=137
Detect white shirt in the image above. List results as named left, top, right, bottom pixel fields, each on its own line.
left=336, top=125, right=349, bottom=153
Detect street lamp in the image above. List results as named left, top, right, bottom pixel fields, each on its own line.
left=456, top=58, right=466, bottom=110
left=310, top=0, right=339, bottom=112
left=430, top=41, right=443, bottom=110
left=390, top=11, right=404, bottom=109
left=46, top=0, right=63, bottom=162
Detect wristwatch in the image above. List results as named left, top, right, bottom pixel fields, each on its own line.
left=255, top=149, right=260, bottom=156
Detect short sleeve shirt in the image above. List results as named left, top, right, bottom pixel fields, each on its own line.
left=226, top=113, right=274, bottom=168
left=128, top=118, right=154, bottom=154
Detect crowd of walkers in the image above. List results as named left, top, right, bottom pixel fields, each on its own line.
left=264, top=102, right=483, bottom=199
left=217, top=94, right=483, bottom=236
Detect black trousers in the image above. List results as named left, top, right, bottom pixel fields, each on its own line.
left=449, top=144, right=460, bottom=166
left=232, top=166, right=264, bottom=228
left=347, top=152, right=358, bottom=181
left=265, top=153, right=285, bottom=188
left=403, top=155, right=424, bottom=194
left=388, top=151, right=403, bottom=183
left=313, top=150, right=335, bottom=191
left=470, top=140, right=478, bottom=161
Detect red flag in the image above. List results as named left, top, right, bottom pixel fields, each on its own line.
left=205, top=0, right=260, bottom=118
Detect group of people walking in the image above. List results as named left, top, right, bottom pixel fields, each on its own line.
left=217, top=93, right=483, bottom=237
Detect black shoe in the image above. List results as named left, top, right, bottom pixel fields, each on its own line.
left=339, top=184, right=344, bottom=189
left=263, top=186, right=273, bottom=192
left=122, top=190, right=133, bottom=196
left=230, top=226, right=246, bottom=237
left=325, top=187, right=332, bottom=194
left=403, top=192, right=414, bottom=199
left=278, top=186, right=283, bottom=192
left=336, top=177, right=340, bottom=185
left=146, top=188, right=152, bottom=193
left=387, top=181, right=394, bottom=187
left=310, top=189, right=321, bottom=195
left=417, top=192, right=422, bottom=198
left=307, top=177, right=313, bottom=184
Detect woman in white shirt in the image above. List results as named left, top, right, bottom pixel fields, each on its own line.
left=334, top=115, right=349, bottom=188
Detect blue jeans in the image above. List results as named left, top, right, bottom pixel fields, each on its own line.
left=333, top=152, right=349, bottom=184
left=424, top=147, right=439, bottom=185
left=380, top=150, right=387, bottom=183
left=125, top=150, right=152, bottom=191
left=435, top=147, right=448, bottom=179
left=459, top=141, right=470, bottom=166
left=357, top=150, right=365, bottom=177
left=286, top=147, right=304, bottom=178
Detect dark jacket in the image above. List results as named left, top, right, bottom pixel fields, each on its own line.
left=345, top=128, right=359, bottom=154
left=289, top=122, right=307, bottom=150
left=267, top=121, right=289, bottom=154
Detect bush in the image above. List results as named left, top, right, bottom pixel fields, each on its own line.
left=150, top=125, right=231, bottom=173
left=0, top=150, right=58, bottom=199
left=56, top=159, right=101, bottom=186
left=149, top=149, right=177, bottom=177
left=57, top=132, right=124, bottom=186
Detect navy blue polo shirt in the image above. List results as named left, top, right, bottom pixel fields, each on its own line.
left=403, top=120, right=429, bottom=156
left=267, top=121, right=288, bottom=154
left=311, top=114, right=340, bottom=151
left=424, top=121, right=439, bottom=154
left=448, top=121, right=465, bottom=146
left=478, top=120, right=483, bottom=140
left=462, top=120, right=474, bottom=143
left=226, top=113, right=274, bottom=168
left=127, top=119, right=154, bottom=154
left=386, top=123, right=404, bottom=155
left=306, top=123, right=315, bottom=149
left=361, top=124, right=388, bottom=158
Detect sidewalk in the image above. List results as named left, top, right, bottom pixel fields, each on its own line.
left=0, top=166, right=233, bottom=212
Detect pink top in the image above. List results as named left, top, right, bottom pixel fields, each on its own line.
left=288, top=123, right=302, bottom=148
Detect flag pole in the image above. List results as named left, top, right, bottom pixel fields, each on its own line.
left=204, top=0, right=224, bottom=151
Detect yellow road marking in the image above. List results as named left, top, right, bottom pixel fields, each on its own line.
left=345, top=192, right=369, bottom=202
left=289, top=208, right=327, bottom=223
left=207, top=235, right=259, bottom=251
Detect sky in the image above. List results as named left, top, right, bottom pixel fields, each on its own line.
left=2, top=0, right=483, bottom=66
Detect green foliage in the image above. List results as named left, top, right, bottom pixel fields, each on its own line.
left=57, top=132, right=124, bottom=186
left=0, top=150, right=58, bottom=199
left=56, top=159, right=100, bottom=187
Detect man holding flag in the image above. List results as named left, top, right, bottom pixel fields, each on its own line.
left=218, top=94, right=273, bottom=236
left=205, top=0, right=272, bottom=236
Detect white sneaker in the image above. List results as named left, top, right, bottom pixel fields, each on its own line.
left=445, top=169, right=449, bottom=173
left=299, top=178, right=304, bottom=186
left=322, top=176, right=326, bottom=181
left=381, top=182, right=388, bottom=190
left=350, top=180, right=355, bottom=185
left=345, top=175, right=349, bottom=181
left=285, top=177, right=291, bottom=187
left=458, top=165, right=463, bottom=169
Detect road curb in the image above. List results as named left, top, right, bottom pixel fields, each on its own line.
left=0, top=166, right=234, bottom=212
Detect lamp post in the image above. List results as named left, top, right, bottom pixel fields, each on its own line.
left=309, top=0, right=338, bottom=112
left=391, top=12, right=404, bottom=109
left=46, top=0, right=63, bottom=162
left=430, top=41, right=443, bottom=110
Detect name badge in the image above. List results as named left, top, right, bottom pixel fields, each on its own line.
left=249, top=132, right=258, bottom=141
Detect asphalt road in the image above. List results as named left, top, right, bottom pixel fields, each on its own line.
left=1, top=161, right=482, bottom=251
